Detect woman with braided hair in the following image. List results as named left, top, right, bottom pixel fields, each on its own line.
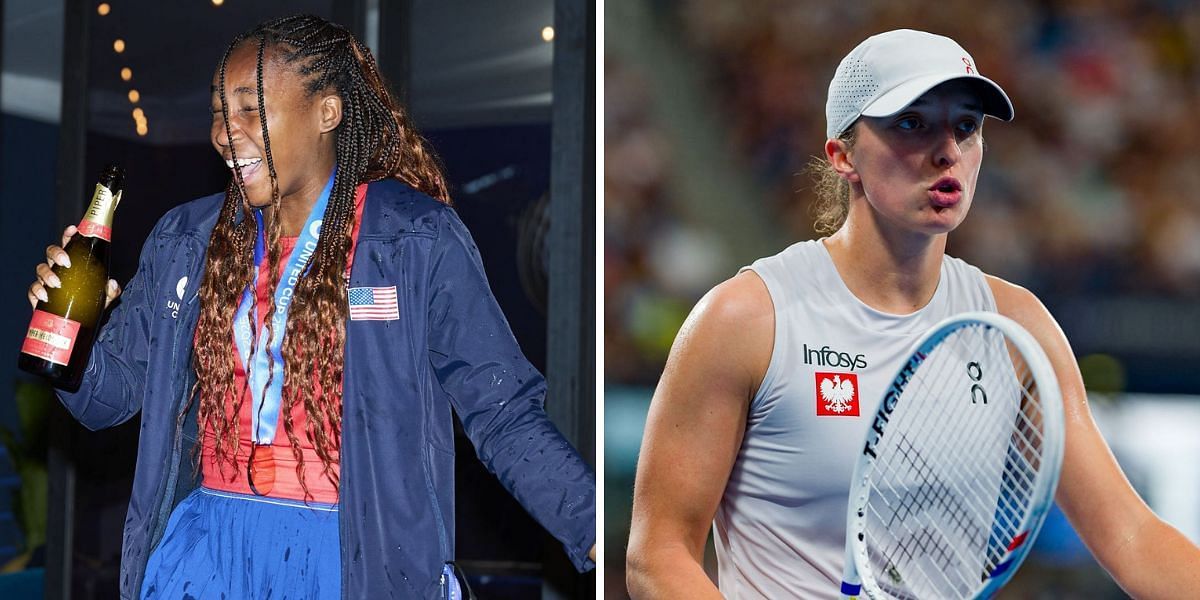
left=27, top=14, right=595, bottom=598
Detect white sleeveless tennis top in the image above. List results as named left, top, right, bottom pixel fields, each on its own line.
left=715, top=239, right=996, bottom=598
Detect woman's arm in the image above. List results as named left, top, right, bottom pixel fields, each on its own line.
left=626, top=270, right=773, bottom=599
left=989, top=276, right=1200, bottom=597
left=48, top=224, right=160, bottom=430
left=425, top=206, right=596, bottom=571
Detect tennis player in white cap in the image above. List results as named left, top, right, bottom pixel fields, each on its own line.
left=626, top=29, right=1200, bottom=598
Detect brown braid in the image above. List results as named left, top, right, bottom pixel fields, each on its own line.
left=189, top=15, right=449, bottom=501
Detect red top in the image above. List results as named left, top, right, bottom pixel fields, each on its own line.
left=201, top=184, right=368, bottom=504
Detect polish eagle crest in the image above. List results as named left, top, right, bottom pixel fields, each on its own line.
left=820, top=374, right=856, bottom=413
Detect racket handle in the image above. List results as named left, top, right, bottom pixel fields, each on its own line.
left=840, top=533, right=863, bottom=599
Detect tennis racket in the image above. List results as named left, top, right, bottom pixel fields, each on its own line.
left=838, top=312, right=1064, bottom=600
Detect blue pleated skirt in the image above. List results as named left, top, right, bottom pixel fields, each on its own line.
left=139, top=487, right=341, bottom=599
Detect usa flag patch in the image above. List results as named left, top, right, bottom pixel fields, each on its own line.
left=348, top=286, right=399, bottom=321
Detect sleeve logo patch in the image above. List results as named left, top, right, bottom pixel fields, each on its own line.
left=349, top=285, right=399, bottom=321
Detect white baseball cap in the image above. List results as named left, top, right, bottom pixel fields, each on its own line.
left=825, top=29, right=1014, bottom=139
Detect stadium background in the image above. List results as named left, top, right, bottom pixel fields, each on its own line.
left=605, top=1, right=1200, bottom=597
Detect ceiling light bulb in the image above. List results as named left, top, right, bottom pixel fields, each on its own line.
left=542, top=26, right=554, bottom=42
left=113, top=39, right=125, bottom=53
left=97, top=3, right=111, bottom=16
left=128, top=89, right=140, bottom=103
left=120, top=67, right=132, bottom=81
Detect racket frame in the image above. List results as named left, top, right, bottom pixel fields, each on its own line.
left=838, top=311, right=1065, bottom=600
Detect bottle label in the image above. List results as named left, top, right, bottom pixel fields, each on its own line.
left=21, top=309, right=81, bottom=366
left=78, top=184, right=121, bottom=242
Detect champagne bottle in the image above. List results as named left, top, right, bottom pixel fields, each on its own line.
left=19, top=164, right=125, bottom=391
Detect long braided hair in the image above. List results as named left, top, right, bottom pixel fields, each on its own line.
left=191, top=15, right=448, bottom=500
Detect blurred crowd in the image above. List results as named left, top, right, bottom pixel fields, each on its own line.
left=605, top=0, right=1200, bottom=386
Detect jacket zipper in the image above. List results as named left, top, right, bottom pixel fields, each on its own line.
left=411, top=235, right=453, bottom=590
left=147, top=248, right=200, bottom=555
left=339, top=445, right=349, bottom=600
left=341, top=261, right=353, bottom=600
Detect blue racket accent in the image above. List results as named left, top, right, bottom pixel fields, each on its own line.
left=987, top=530, right=1030, bottom=579
left=841, top=581, right=862, bottom=595
left=989, top=558, right=1015, bottom=579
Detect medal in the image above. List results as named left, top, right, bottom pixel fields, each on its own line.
left=234, top=170, right=335, bottom=448
left=247, top=443, right=276, bottom=496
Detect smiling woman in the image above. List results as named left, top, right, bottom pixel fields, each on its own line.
left=26, top=13, right=595, bottom=600
left=194, top=17, right=451, bottom=514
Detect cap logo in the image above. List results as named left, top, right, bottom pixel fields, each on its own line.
left=962, top=57, right=974, bottom=74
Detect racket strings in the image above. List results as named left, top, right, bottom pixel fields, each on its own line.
left=865, top=438, right=988, bottom=595
left=872, top=334, right=1012, bottom=539
left=914, top=329, right=1036, bottom=564
left=865, top=377, right=996, bottom=595
left=857, top=324, right=1050, bottom=599
left=892, top=331, right=1041, bottom=592
left=865, top=406, right=1008, bottom=592
left=864, top=365, right=1007, bottom=594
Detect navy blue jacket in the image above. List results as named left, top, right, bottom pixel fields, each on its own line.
left=56, top=179, right=596, bottom=599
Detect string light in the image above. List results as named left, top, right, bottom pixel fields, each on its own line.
left=542, top=26, right=554, bottom=42
left=133, top=107, right=147, bottom=136
left=212, top=0, right=224, bottom=5
left=107, top=8, right=141, bottom=135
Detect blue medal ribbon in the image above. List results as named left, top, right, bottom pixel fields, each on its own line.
left=233, top=169, right=336, bottom=446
